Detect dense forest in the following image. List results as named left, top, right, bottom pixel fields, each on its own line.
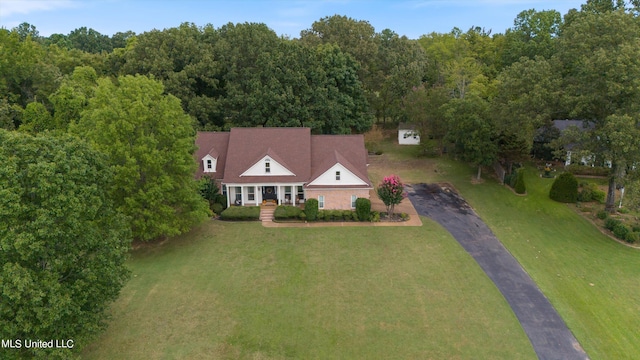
left=1, top=1, right=640, bottom=356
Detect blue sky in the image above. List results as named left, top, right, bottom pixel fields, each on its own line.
left=1, top=0, right=586, bottom=39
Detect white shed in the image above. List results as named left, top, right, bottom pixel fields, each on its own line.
left=398, top=123, right=420, bottom=145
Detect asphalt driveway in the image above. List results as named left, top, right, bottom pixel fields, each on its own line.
left=407, top=183, right=589, bottom=360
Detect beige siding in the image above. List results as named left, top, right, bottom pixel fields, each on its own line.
left=305, top=189, right=370, bottom=210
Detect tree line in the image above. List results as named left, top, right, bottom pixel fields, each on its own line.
left=1, top=0, right=640, bottom=357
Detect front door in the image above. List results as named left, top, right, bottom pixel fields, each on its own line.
left=262, top=186, right=277, bottom=201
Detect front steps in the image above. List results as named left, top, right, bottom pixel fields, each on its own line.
left=259, top=205, right=275, bottom=222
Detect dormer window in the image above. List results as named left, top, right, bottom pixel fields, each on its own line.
left=202, top=155, right=216, bottom=173
left=265, top=160, right=271, bottom=174
left=336, top=171, right=341, bottom=180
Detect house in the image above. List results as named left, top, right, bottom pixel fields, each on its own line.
left=550, top=120, right=599, bottom=166
left=195, top=127, right=372, bottom=210
left=398, top=123, right=420, bottom=145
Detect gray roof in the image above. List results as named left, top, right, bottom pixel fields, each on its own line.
left=552, top=120, right=595, bottom=132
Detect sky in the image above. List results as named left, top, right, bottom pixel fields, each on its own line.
left=0, top=0, right=587, bottom=39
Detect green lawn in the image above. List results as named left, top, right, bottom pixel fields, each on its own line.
left=84, top=140, right=640, bottom=359
left=430, top=159, right=640, bottom=359
left=82, top=220, right=536, bottom=359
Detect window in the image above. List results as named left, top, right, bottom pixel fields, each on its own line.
left=318, top=195, right=325, bottom=209
left=335, top=171, right=341, bottom=181
left=351, top=195, right=357, bottom=208
left=202, top=156, right=216, bottom=173
left=265, top=160, right=271, bottom=174
left=248, top=187, right=255, bottom=201
left=297, top=186, right=304, bottom=201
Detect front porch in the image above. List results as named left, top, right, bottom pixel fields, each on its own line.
left=225, top=183, right=305, bottom=207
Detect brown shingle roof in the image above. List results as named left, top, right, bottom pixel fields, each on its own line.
left=194, top=128, right=371, bottom=189
left=308, top=135, right=372, bottom=188
left=223, top=127, right=311, bottom=184
left=194, top=131, right=230, bottom=180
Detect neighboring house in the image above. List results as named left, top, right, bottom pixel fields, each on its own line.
left=195, top=127, right=372, bottom=210
left=398, top=123, right=420, bottom=145
left=550, top=120, right=600, bottom=166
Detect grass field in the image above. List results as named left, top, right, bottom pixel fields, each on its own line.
left=84, top=138, right=640, bottom=359
left=436, top=161, right=640, bottom=359
left=82, top=221, right=536, bottom=359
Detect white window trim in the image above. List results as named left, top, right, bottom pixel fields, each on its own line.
left=202, top=155, right=217, bottom=173
left=318, top=195, right=325, bottom=209
left=351, top=195, right=357, bottom=209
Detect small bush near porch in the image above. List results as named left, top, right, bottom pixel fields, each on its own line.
left=220, top=206, right=260, bottom=221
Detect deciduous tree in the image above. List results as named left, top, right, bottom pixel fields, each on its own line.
left=71, top=75, right=211, bottom=240
left=0, top=130, right=131, bottom=359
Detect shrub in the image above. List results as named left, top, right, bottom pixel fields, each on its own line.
left=370, top=211, right=380, bottom=222
left=624, top=232, right=639, bottom=244
left=613, top=224, right=630, bottom=240
left=604, top=217, right=621, bottom=231
left=351, top=211, right=359, bottom=221
left=400, top=212, right=410, bottom=221
left=299, top=212, right=306, bottom=220
left=618, top=208, right=630, bottom=214
left=305, top=198, right=318, bottom=221
left=220, top=206, right=260, bottom=221
left=343, top=210, right=353, bottom=220
left=633, top=225, right=640, bottom=233
left=549, top=172, right=578, bottom=203
left=597, top=210, right=608, bottom=220
left=212, top=203, right=224, bottom=215
left=316, top=210, right=325, bottom=220
left=503, top=172, right=514, bottom=187
left=355, top=198, right=371, bottom=221
left=577, top=188, right=593, bottom=202
left=274, top=206, right=302, bottom=220
left=514, top=168, right=526, bottom=194
left=592, top=189, right=606, bottom=203
left=331, top=210, right=343, bottom=221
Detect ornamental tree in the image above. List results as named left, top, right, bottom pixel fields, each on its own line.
left=376, top=174, right=406, bottom=218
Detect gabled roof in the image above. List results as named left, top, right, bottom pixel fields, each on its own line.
left=223, top=127, right=311, bottom=184
left=195, top=131, right=229, bottom=179
left=308, top=135, right=372, bottom=188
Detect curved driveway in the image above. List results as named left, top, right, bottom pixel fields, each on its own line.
left=407, top=183, right=589, bottom=360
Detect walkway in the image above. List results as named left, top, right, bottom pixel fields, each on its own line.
left=406, top=183, right=589, bottom=360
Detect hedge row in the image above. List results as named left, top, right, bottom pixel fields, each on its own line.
left=272, top=206, right=376, bottom=222
left=566, top=164, right=610, bottom=177
left=274, top=205, right=303, bottom=220
left=220, top=206, right=260, bottom=221
left=604, top=217, right=639, bottom=243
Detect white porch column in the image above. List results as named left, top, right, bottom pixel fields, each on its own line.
left=278, top=185, right=282, bottom=205
left=240, top=186, right=245, bottom=206
left=225, top=184, right=231, bottom=208
left=254, top=186, right=258, bottom=205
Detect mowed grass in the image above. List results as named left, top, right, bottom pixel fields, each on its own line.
left=82, top=220, right=536, bottom=359
left=432, top=160, right=640, bottom=359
